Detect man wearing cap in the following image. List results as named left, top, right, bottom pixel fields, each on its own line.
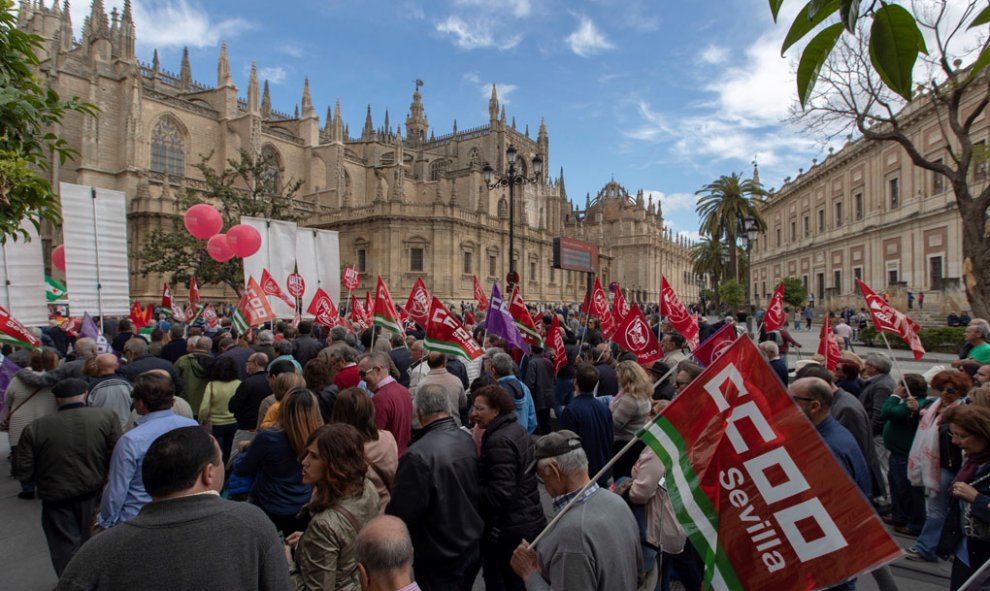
left=13, top=378, right=121, bottom=575
left=511, top=430, right=640, bottom=590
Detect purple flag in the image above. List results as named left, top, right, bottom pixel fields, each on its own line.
left=0, top=355, right=19, bottom=416
left=81, top=312, right=111, bottom=353
left=484, top=283, right=530, bottom=354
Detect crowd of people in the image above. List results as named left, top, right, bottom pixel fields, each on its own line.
left=3, top=301, right=990, bottom=590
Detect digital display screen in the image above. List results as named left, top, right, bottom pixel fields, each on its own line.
left=553, top=237, right=598, bottom=273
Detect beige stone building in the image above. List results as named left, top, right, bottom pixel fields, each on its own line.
left=750, top=91, right=988, bottom=319
left=21, top=1, right=699, bottom=307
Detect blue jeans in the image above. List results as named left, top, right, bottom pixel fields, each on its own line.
left=553, top=377, right=574, bottom=418
left=914, top=468, right=955, bottom=560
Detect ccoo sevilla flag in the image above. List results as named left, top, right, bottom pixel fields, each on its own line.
left=234, top=277, right=276, bottom=333
left=405, top=277, right=432, bottom=328
left=764, top=283, right=787, bottom=333
left=856, top=279, right=925, bottom=360
left=509, top=286, right=543, bottom=348
left=473, top=275, right=489, bottom=311
left=0, top=304, right=42, bottom=350
left=549, top=313, right=567, bottom=375
left=818, top=315, right=843, bottom=371
left=588, top=277, right=617, bottom=340
left=306, top=288, right=339, bottom=328
left=612, top=304, right=662, bottom=364
left=640, top=337, right=900, bottom=590
left=660, top=276, right=700, bottom=348
left=424, top=297, right=484, bottom=361
left=373, top=277, right=403, bottom=335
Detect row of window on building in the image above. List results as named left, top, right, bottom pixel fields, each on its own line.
left=754, top=255, right=944, bottom=302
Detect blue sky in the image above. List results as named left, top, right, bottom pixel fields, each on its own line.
left=73, top=0, right=827, bottom=241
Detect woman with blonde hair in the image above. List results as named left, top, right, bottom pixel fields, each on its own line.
left=286, top=423, right=379, bottom=591
left=235, top=388, right=323, bottom=536
left=610, top=360, right=653, bottom=480
left=330, top=387, right=397, bottom=512
left=259, top=371, right=307, bottom=430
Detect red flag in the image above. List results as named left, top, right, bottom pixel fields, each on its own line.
left=130, top=301, right=149, bottom=329
left=0, top=304, right=42, bottom=350
left=660, top=276, right=699, bottom=348
left=691, top=322, right=737, bottom=367
left=612, top=283, right=630, bottom=324
left=549, top=314, right=567, bottom=374
left=342, top=266, right=360, bottom=291
left=170, top=304, right=188, bottom=323
left=161, top=281, right=173, bottom=312
left=260, top=269, right=294, bottom=308
left=588, top=277, right=617, bottom=339
left=405, top=277, right=432, bottom=328
left=350, top=294, right=368, bottom=326
left=306, top=288, right=339, bottom=328
left=818, top=315, right=843, bottom=371
left=509, top=286, right=543, bottom=347
left=238, top=277, right=277, bottom=327
left=364, top=292, right=373, bottom=324
left=641, top=337, right=901, bottom=590
left=473, top=275, right=489, bottom=311
left=612, top=304, right=662, bottom=364
left=764, top=282, right=786, bottom=332
left=189, top=275, right=199, bottom=308
left=856, top=279, right=925, bottom=360
left=424, top=297, right=483, bottom=360
left=373, top=277, right=403, bottom=334
left=202, top=304, right=219, bottom=328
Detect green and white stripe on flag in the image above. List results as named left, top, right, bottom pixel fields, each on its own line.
left=424, top=336, right=472, bottom=361
left=373, top=313, right=403, bottom=336
left=639, top=417, right=744, bottom=591
left=514, top=320, right=544, bottom=348
left=45, top=275, right=68, bottom=302
left=232, top=308, right=249, bottom=335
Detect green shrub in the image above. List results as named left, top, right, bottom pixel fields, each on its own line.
left=859, top=326, right=964, bottom=353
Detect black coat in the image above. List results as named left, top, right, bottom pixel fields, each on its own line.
left=389, top=347, right=412, bottom=388
left=478, top=413, right=547, bottom=542
left=117, top=354, right=184, bottom=396
left=292, top=335, right=323, bottom=367
left=938, top=462, right=990, bottom=560
left=386, top=417, right=484, bottom=564
left=228, top=371, right=272, bottom=429
left=524, top=355, right=556, bottom=411
left=158, top=338, right=188, bottom=364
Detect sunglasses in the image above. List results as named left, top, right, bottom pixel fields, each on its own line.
left=938, top=386, right=959, bottom=395
left=358, top=366, right=381, bottom=379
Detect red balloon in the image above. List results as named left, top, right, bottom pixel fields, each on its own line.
left=226, top=224, right=262, bottom=258
left=206, top=233, right=235, bottom=262
left=184, top=203, right=223, bottom=240
left=52, top=244, right=66, bottom=272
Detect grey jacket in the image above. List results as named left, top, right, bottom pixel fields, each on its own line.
left=860, top=373, right=896, bottom=435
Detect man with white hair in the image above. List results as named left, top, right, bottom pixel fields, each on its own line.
left=860, top=352, right=895, bottom=508
left=510, top=430, right=640, bottom=590
left=13, top=337, right=98, bottom=388
left=759, top=340, right=788, bottom=386
left=952, top=318, right=990, bottom=373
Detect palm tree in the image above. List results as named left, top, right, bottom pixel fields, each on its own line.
left=691, top=236, right=727, bottom=308
left=695, top=172, right=767, bottom=282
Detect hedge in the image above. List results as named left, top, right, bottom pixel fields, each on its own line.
left=859, top=326, right=965, bottom=353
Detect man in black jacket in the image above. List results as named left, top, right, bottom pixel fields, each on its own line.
left=388, top=332, right=412, bottom=387
left=291, top=320, right=323, bottom=367
left=117, top=338, right=184, bottom=396
left=158, top=326, right=187, bottom=364
left=386, top=385, right=484, bottom=591
left=227, top=353, right=272, bottom=461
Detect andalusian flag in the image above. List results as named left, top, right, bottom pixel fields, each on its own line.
left=372, top=277, right=403, bottom=335
left=232, top=307, right=249, bottom=335
left=509, top=286, right=543, bottom=348
left=45, top=275, right=67, bottom=302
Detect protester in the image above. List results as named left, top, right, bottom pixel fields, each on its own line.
left=660, top=332, right=687, bottom=366
left=834, top=360, right=865, bottom=397
left=976, top=364, right=990, bottom=387
left=331, top=387, right=398, bottom=513
left=291, top=320, right=323, bottom=368
left=331, top=344, right=362, bottom=390
left=58, top=426, right=291, bottom=591
left=303, top=358, right=339, bottom=423
left=228, top=352, right=272, bottom=459
left=217, top=335, right=254, bottom=380
left=259, top=371, right=308, bottom=430
left=860, top=352, right=895, bottom=506
left=386, top=385, right=484, bottom=590
left=510, top=430, right=640, bottom=590
left=117, top=338, right=183, bottom=396
left=354, top=516, right=419, bottom=591
left=13, top=338, right=96, bottom=388
left=199, top=356, right=241, bottom=464
left=952, top=319, right=990, bottom=373
left=286, top=423, right=379, bottom=591
left=471, top=384, right=547, bottom=591
left=360, top=351, right=413, bottom=456
left=673, top=360, right=703, bottom=398
left=388, top=333, right=412, bottom=388
left=558, top=364, right=613, bottom=488
left=411, top=352, right=467, bottom=427
left=253, top=329, right=277, bottom=362
left=490, top=352, right=537, bottom=434
left=610, top=360, right=653, bottom=480
left=158, top=325, right=187, bottom=363
left=173, top=335, right=214, bottom=419
left=594, top=343, right=619, bottom=397
left=881, top=373, right=932, bottom=536
left=13, top=378, right=120, bottom=575
left=523, top=343, right=556, bottom=435
left=759, top=340, right=788, bottom=386
left=110, top=319, right=135, bottom=355
left=406, top=340, right=429, bottom=391
left=3, top=349, right=59, bottom=498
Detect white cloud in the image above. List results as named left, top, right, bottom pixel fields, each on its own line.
left=258, top=66, right=287, bottom=84
left=436, top=15, right=521, bottom=50
left=565, top=16, right=615, bottom=58
left=398, top=1, right=426, bottom=20
left=278, top=44, right=304, bottom=59
left=454, top=0, right=532, bottom=18
left=699, top=44, right=728, bottom=65
left=643, top=190, right=698, bottom=214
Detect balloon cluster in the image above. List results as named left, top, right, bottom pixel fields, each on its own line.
left=183, top=204, right=261, bottom=262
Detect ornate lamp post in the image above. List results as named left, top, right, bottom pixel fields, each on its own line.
left=743, top=215, right=759, bottom=316
left=483, top=145, right=543, bottom=293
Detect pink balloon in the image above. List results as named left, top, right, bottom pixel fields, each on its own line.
left=206, top=233, right=235, bottom=262
left=226, top=224, right=262, bottom=258
left=52, top=244, right=66, bottom=272
left=184, top=203, right=223, bottom=240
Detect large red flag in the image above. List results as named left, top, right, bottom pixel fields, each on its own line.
left=612, top=283, right=631, bottom=324
left=306, top=288, right=339, bottom=328
left=161, top=281, right=173, bottom=313
left=189, top=275, right=199, bottom=308
left=373, top=277, right=403, bottom=334
left=509, top=286, right=543, bottom=347
left=856, top=279, right=925, bottom=360
left=342, top=266, right=360, bottom=291
left=549, top=313, right=567, bottom=375
left=691, top=322, right=737, bottom=367
left=0, top=304, right=42, bottom=350
left=201, top=304, right=219, bottom=328
left=424, top=297, right=483, bottom=360
left=473, top=275, right=489, bottom=311
left=764, top=282, right=787, bottom=332
left=238, top=277, right=277, bottom=327
left=612, top=304, right=662, bottom=364
left=818, top=315, right=843, bottom=371
left=639, top=336, right=900, bottom=590
left=260, top=269, right=294, bottom=308
left=405, top=277, right=432, bottom=328
left=364, top=292, right=373, bottom=325
left=588, top=277, right=617, bottom=339
left=349, top=294, right=368, bottom=327
left=660, top=276, right=699, bottom=348
left=129, top=301, right=150, bottom=329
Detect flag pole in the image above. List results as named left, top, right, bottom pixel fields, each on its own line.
left=753, top=321, right=764, bottom=343
left=879, top=331, right=913, bottom=395
left=958, top=555, right=990, bottom=591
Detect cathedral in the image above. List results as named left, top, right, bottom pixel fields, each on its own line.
left=19, top=0, right=700, bottom=307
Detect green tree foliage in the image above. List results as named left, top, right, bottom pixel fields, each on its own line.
left=0, top=2, right=96, bottom=242
left=691, top=236, right=728, bottom=307
left=139, top=150, right=303, bottom=294
left=695, top=172, right=766, bottom=283
left=718, top=279, right=746, bottom=309
left=782, top=276, right=808, bottom=307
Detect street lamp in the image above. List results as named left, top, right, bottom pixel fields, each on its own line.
left=743, top=216, right=759, bottom=315
left=483, top=145, right=544, bottom=293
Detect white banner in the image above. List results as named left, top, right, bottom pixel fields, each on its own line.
left=0, top=221, right=49, bottom=326
left=296, top=228, right=340, bottom=317
left=59, top=183, right=130, bottom=316
left=240, top=216, right=298, bottom=317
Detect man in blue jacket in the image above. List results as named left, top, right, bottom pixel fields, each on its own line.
left=558, top=365, right=613, bottom=487
left=491, top=352, right=537, bottom=434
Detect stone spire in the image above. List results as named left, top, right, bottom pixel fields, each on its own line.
left=752, top=159, right=761, bottom=189
left=325, top=104, right=333, bottom=133
left=301, top=77, right=315, bottom=118
left=151, top=49, right=159, bottom=78
left=453, top=119, right=458, bottom=134
left=405, top=82, right=428, bottom=146
left=499, top=105, right=506, bottom=127
left=59, top=0, right=73, bottom=52
left=89, top=0, right=109, bottom=37
left=362, top=104, right=374, bottom=139
left=511, top=116, right=516, bottom=130
left=383, top=109, right=390, bottom=136
left=217, top=41, right=232, bottom=88
left=117, top=0, right=134, bottom=58
left=559, top=166, right=566, bottom=198
left=261, top=81, right=271, bottom=119
left=247, top=62, right=259, bottom=115
left=331, top=98, right=343, bottom=143
left=179, top=47, right=192, bottom=90
left=488, top=83, right=499, bottom=129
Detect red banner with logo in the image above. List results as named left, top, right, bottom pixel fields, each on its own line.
left=373, top=277, right=403, bottom=334
left=239, top=277, right=277, bottom=327
left=640, top=336, right=900, bottom=590
left=0, top=304, right=42, bottom=350
left=856, top=279, right=925, bottom=360
left=306, top=288, right=339, bottom=328
left=261, top=268, right=294, bottom=308
left=612, top=282, right=631, bottom=324
left=342, top=266, right=360, bottom=291
left=202, top=304, right=219, bottom=328
left=692, top=322, right=737, bottom=367
left=764, top=282, right=786, bottom=333
left=818, top=315, right=843, bottom=371
left=161, top=281, right=173, bottom=311
left=424, top=297, right=483, bottom=360
left=349, top=294, right=368, bottom=327
left=509, top=286, right=543, bottom=347
left=405, top=277, right=432, bottom=328
left=473, top=275, right=489, bottom=311
left=549, top=313, right=567, bottom=375
left=589, top=276, right=617, bottom=340
left=660, top=276, right=699, bottom=348
left=189, top=275, right=199, bottom=308
left=612, top=304, right=662, bottom=364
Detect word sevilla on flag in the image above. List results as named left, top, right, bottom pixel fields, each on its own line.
left=691, top=322, right=738, bottom=367
left=373, top=277, right=403, bottom=335
left=639, top=336, right=900, bottom=591
left=473, top=275, right=489, bottom=311
left=0, top=304, right=42, bottom=350
left=588, top=277, right=617, bottom=339
left=612, top=304, right=662, bottom=364
left=189, top=275, right=199, bottom=308
left=764, top=283, right=787, bottom=333
left=856, top=279, right=925, bottom=360
left=509, top=286, right=544, bottom=348
left=306, top=288, right=339, bottom=328
left=612, top=283, right=631, bottom=324
left=238, top=277, right=277, bottom=328
left=549, top=313, right=567, bottom=375
left=261, top=269, right=295, bottom=308
left=342, top=266, right=360, bottom=291
left=405, top=277, right=432, bottom=328
left=424, top=297, right=484, bottom=361
left=660, top=276, right=699, bottom=348
left=818, top=315, right=843, bottom=371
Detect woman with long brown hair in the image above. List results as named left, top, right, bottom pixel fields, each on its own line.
left=330, top=387, right=397, bottom=512
left=234, top=388, right=323, bottom=536
left=610, top=360, right=653, bottom=480
left=286, top=423, right=379, bottom=591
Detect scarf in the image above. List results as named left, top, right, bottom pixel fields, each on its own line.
left=953, top=450, right=990, bottom=485
left=908, top=398, right=944, bottom=495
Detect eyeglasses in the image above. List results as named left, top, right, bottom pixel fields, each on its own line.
left=675, top=380, right=691, bottom=388
left=950, top=431, right=973, bottom=442
left=358, top=366, right=381, bottom=379
left=790, top=396, right=816, bottom=403
left=471, top=405, right=492, bottom=413
left=938, top=386, right=959, bottom=395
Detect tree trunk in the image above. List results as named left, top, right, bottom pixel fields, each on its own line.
left=959, top=194, right=990, bottom=319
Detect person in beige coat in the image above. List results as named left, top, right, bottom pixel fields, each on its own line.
left=330, top=388, right=397, bottom=513
left=3, top=350, right=59, bottom=498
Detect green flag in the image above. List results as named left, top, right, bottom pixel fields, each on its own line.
left=45, top=275, right=67, bottom=302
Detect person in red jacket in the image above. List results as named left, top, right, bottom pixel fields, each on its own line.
left=359, top=351, right=413, bottom=455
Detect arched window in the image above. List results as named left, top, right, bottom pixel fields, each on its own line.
left=259, top=145, right=282, bottom=195
left=429, top=159, right=448, bottom=181
left=468, top=148, right=481, bottom=166
left=497, top=198, right=508, bottom=218
left=150, top=116, right=185, bottom=176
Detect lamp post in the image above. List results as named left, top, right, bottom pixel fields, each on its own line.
left=743, top=216, right=759, bottom=316
left=483, top=145, right=544, bottom=294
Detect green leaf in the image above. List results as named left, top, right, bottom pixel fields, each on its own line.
left=782, top=0, right=840, bottom=56
left=869, top=4, right=924, bottom=101
left=967, top=45, right=990, bottom=81
left=970, top=5, right=990, bottom=29
left=769, top=0, right=785, bottom=22
left=797, top=22, right=845, bottom=107
left=838, top=0, right=860, bottom=32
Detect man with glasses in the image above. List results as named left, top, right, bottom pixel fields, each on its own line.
left=360, top=351, right=413, bottom=455
left=673, top=360, right=703, bottom=397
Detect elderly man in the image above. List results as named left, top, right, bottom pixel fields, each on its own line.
left=88, top=353, right=135, bottom=429
left=158, top=325, right=188, bottom=364
left=14, top=337, right=97, bottom=388
left=952, top=318, right=990, bottom=373
left=660, top=332, right=688, bottom=366
left=593, top=343, right=618, bottom=397
left=118, top=338, right=183, bottom=396
left=759, top=340, right=788, bottom=386
left=386, top=386, right=484, bottom=590
left=355, top=516, right=420, bottom=591
left=59, top=426, right=290, bottom=591
left=360, top=351, right=413, bottom=455
left=975, top=364, right=990, bottom=387
left=329, top=343, right=361, bottom=389
left=227, top=352, right=271, bottom=458
left=406, top=340, right=429, bottom=390
left=174, top=335, right=214, bottom=418
left=491, top=352, right=537, bottom=434
left=388, top=333, right=413, bottom=387
left=859, top=352, right=896, bottom=504
left=510, top=430, right=640, bottom=590
left=411, top=352, right=466, bottom=427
